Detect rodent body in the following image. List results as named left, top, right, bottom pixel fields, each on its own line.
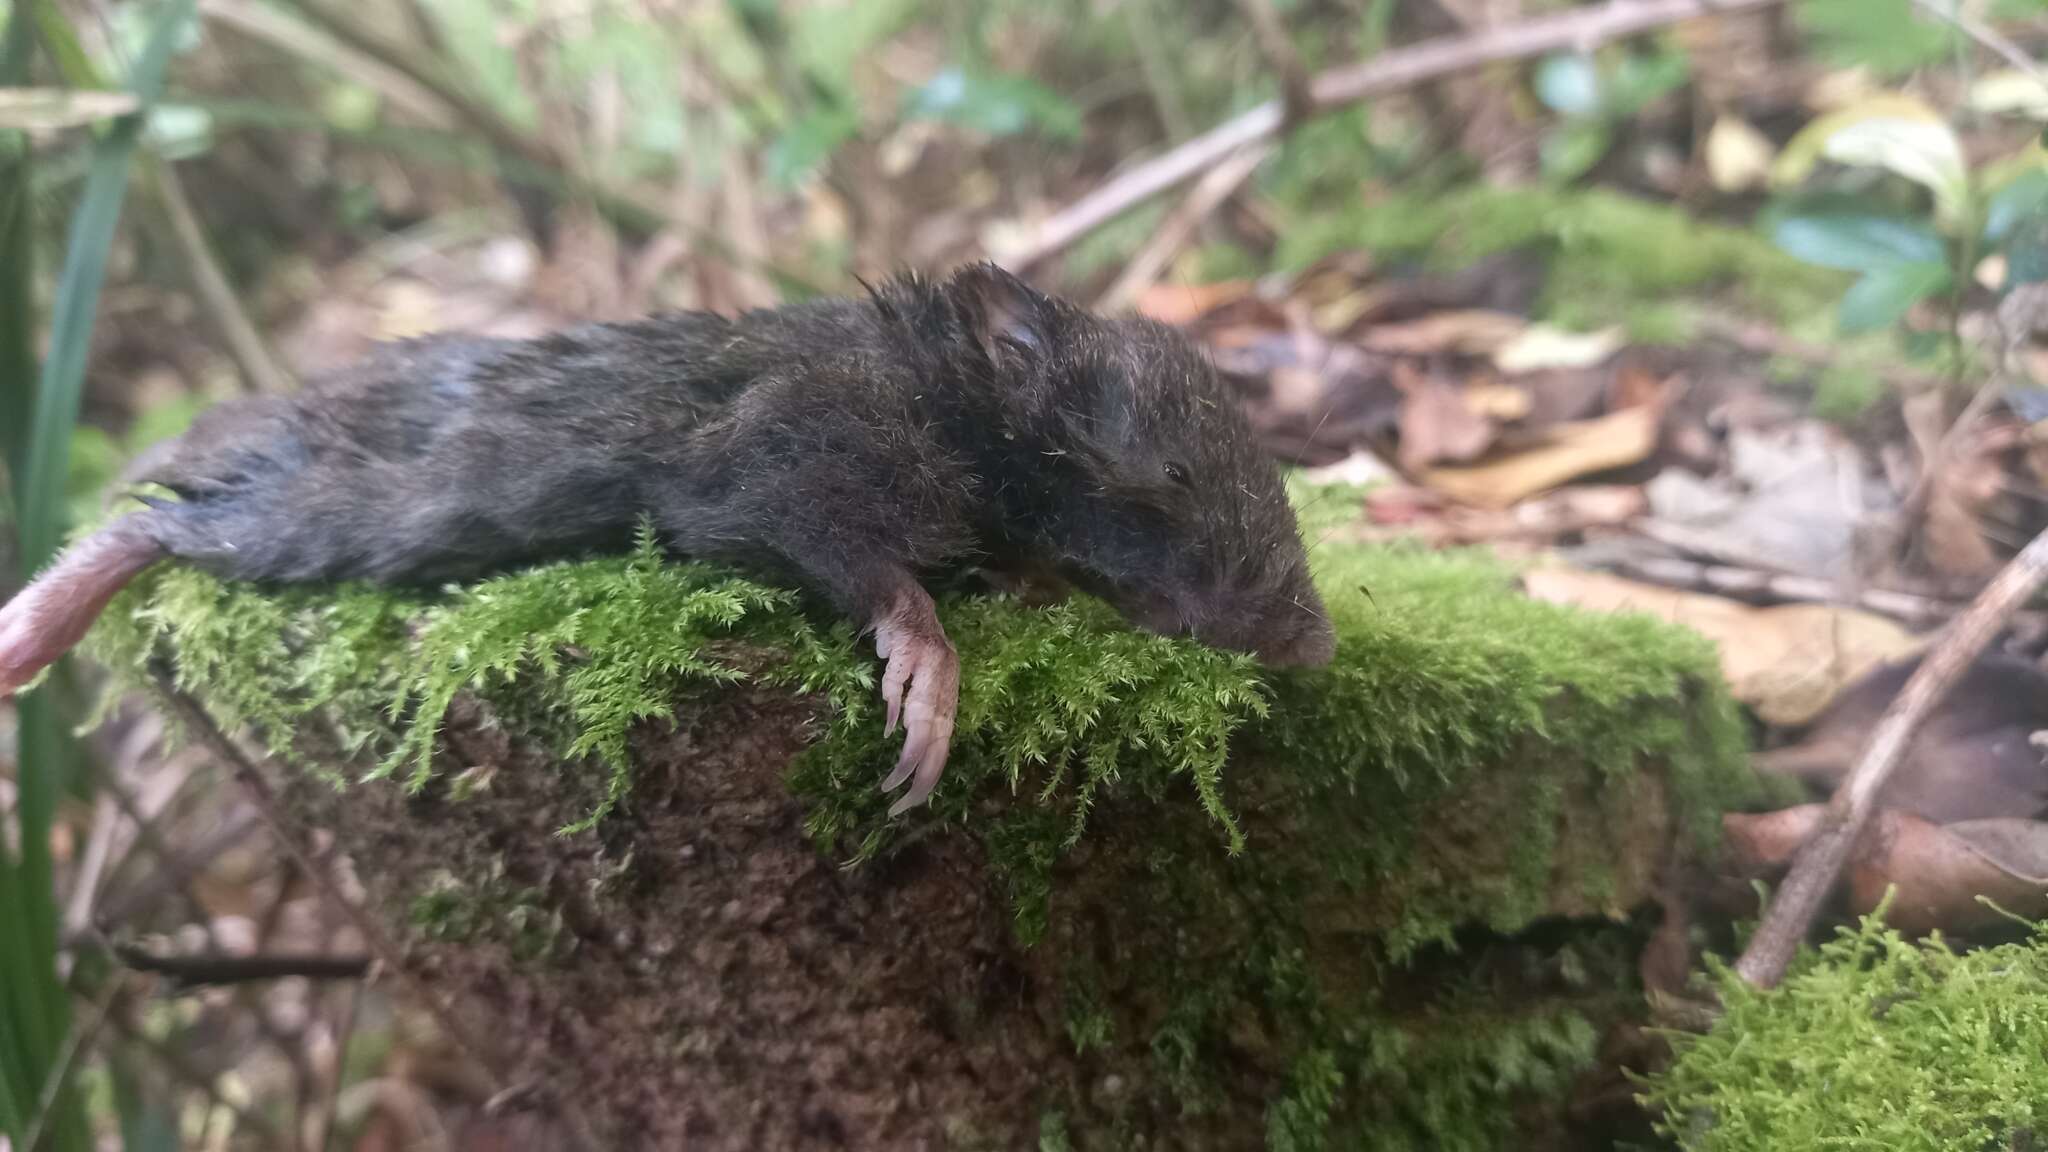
left=1, top=264, right=1335, bottom=812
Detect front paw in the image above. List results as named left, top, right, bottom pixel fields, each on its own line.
left=872, top=607, right=960, bottom=816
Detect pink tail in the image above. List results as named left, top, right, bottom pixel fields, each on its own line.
left=0, top=516, right=165, bottom=697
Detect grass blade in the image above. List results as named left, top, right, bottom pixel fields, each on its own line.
left=3, top=2, right=199, bottom=1150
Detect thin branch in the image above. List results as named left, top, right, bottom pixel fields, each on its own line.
left=1096, top=143, right=1271, bottom=314
left=210, top=0, right=825, bottom=295
left=107, top=1007, right=288, bottom=1149
left=1910, top=0, right=2048, bottom=83
left=22, top=973, right=128, bottom=1152
left=79, top=809, right=262, bottom=939
left=1233, top=0, right=1313, bottom=125
left=997, top=0, right=1791, bottom=270
left=149, top=158, right=295, bottom=394
left=313, top=944, right=367, bottom=1152
left=1124, top=0, right=1195, bottom=143
left=1596, top=553, right=2028, bottom=628
left=1734, top=525, right=2048, bottom=988
left=113, top=944, right=372, bottom=987
left=197, top=0, right=454, bottom=126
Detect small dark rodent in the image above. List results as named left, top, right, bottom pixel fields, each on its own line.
left=0, top=263, right=1334, bottom=812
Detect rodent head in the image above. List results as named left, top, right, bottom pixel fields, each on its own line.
left=946, top=264, right=1336, bottom=668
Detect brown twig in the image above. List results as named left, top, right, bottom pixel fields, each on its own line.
left=1597, top=553, right=2011, bottom=628
left=1733, top=526, right=2048, bottom=988
left=149, top=159, right=296, bottom=394
left=113, top=944, right=373, bottom=987
left=21, top=974, right=128, bottom=1152
left=1233, top=0, right=1314, bottom=125
left=196, top=0, right=455, bottom=126
left=108, top=1006, right=290, bottom=1148
left=1910, top=0, right=2048, bottom=82
left=223, top=0, right=823, bottom=295
left=998, top=0, right=1791, bottom=269
left=1096, top=144, right=1272, bottom=314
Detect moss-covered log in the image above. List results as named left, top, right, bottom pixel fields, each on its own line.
left=89, top=497, right=1757, bottom=1150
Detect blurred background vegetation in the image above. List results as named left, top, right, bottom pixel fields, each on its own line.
left=6, top=0, right=2048, bottom=1147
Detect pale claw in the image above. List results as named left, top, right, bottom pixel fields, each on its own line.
left=870, top=592, right=959, bottom=816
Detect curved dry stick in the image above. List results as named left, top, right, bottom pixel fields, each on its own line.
left=998, top=0, right=1791, bottom=270
left=1734, top=527, right=2048, bottom=989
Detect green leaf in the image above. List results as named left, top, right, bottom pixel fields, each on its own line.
left=1533, top=54, right=1602, bottom=118
left=1539, top=121, right=1612, bottom=184
left=1770, top=213, right=1946, bottom=271
left=1838, top=261, right=1950, bottom=333
left=902, top=67, right=1082, bottom=140
left=1821, top=117, right=1969, bottom=225
left=1986, top=167, right=2048, bottom=243
left=2005, top=216, right=2048, bottom=285
left=1605, top=48, right=1690, bottom=116
left=764, top=102, right=857, bottom=186
left=1793, top=0, right=1952, bottom=77
left=788, top=0, right=917, bottom=97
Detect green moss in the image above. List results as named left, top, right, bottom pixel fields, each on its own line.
left=409, top=866, right=565, bottom=961
left=85, top=489, right=1758, bottom=1149
left=1646, top=911, right=2048, bottom=1151
left=1276, top=185, right=1848, bottom=334
left=1259, top=539, right=1750, bottom=954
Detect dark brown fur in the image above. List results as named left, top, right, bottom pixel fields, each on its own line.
left=1, top=264, right=1334, bottom=809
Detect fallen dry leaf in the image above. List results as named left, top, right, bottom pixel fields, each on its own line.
left=1357, top=485, right=1643, bottom=547
left=1642, top=420, right=1875, bottom=582
left=1493, top=324, right=1623, bottom=374
left=1522, top=566, right=1922, bottom=725
left=1904, top=391, right=2006, bottom=580
left=1135, top=280, right=1253, bottom=327
left=1395, top=365, right=1498, bottom=471
left=1754, top=653, right=2048, bottom=821
left=1464, top=382, right=1532, bottom=421
left=1724, top=806, right=2048, bottom=937
left=1357, top=309, right=1528, bottom=357
left=1299, top=448, right=1397, bottom=489
left=1423, top=404, right=1661, bottom=508
left=1705, top=114, right=1776, bottom=193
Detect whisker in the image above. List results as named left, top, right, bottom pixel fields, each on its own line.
left=1290, top=595, right=1328, bottom=622
left=1306, top=522, right=1348, bottom=555
left=1289, top=398, right=1338, bottom=470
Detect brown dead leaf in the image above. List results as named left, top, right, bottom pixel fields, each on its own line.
left=1754, top=653, right=2048, bottom=821
left=1492, top=324, right=1623, bottom=374
left=1523, top=566, right=1922, bottom=725
left=1357, top=309, right=1528, bottom=357
left=1136, top=280, right=1252, bottom=327
left=1423, top=404, right=1661, bottom=508
left=1464, top=382, right=1532, bottom=421
left=1854, top=813, right=2048, bottom=936
left=1395, top=365, right=1497, bottom=471
left=1721, top=806, right=2048, bottom=936
left=1357, top=485, right=1645, bottom=548
left=1904, top=390, right=2005, bottom=579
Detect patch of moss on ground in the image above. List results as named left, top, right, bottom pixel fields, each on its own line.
left=1276, top=185, right=1849, bottom=338
left=1646, top=912, right=2048, bottom=1151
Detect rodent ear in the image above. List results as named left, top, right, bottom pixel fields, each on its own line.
left=951, top=262, right=1053, bottom=365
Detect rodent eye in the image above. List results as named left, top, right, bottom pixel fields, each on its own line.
left=1163, top=460, right=1193, bottom=488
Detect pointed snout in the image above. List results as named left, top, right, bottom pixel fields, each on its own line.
left=1190, top=591, right=1337, bottom=668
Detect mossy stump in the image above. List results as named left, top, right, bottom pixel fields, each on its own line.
left=92, top=520, right=1755, bottom=1151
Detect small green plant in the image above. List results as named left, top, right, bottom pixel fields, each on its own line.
left=1765, top=87, right=2048, bottom=339
left=1531, top=44, right=1690, bottom=184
